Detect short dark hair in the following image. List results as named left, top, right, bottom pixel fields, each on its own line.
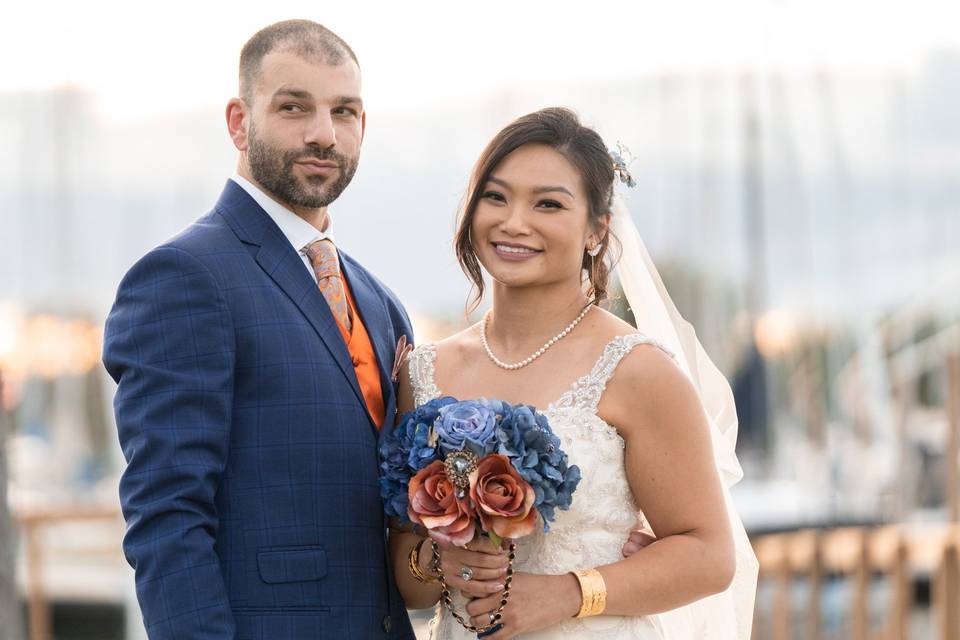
left=239, top=20, right=359, bottom=103
left=455, top=107, right=618, bottom=311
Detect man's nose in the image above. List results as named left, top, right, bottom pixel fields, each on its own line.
left=304, top=111, right=337, bottom=148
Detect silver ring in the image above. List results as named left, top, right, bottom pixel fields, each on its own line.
left=459, top=566, right=474, bottom=581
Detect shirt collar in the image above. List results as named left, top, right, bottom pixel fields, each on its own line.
left=230, top=173, right=335, bottom=253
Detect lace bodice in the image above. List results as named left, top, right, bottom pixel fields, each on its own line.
left=409, top=334, right=675, bottom=639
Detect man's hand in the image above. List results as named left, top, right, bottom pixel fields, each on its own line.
left=622, top=529, right=657, bottom=557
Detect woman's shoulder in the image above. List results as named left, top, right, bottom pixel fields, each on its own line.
left=422, top=323, right=483, bottom=362
left=608, top=336, right=683, bottom=389
left=588, top=307, right=677, bottom=369
left=405, top=324, right=483, bottom=383
left=587, top=308, right=697, bottom=427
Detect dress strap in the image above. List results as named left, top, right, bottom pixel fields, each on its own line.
left=549, top=333, right=675, bottom=415
left=407, top=343, right=442, bottom=407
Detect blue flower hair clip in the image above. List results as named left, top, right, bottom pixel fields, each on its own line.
left=609, top=143, right=636, bottom=188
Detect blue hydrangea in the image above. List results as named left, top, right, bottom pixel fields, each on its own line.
left=496, top=403, right=582, bottom=531
left=378, top=396, right=456, bottom=520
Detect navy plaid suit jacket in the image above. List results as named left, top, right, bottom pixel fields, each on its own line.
left=103, top=180, right=416, bottom=640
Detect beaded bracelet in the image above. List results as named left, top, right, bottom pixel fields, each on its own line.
left=433, top=539, right=516, bottom=633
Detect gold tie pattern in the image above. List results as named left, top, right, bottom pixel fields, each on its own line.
left=304, top=239, right=352, bottom=333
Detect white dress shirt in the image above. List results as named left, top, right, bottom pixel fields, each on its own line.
left=230, top=173, right=334, bottom=284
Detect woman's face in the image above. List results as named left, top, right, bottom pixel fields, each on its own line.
left=471, top=144, right=596, bottom=293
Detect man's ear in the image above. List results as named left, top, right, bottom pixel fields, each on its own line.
left=360, top=110, right=367, bottom=145
left=226, top=98, right=249, bottom=152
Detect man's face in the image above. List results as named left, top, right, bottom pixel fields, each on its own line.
left=245, top=51, right=364, bottom=209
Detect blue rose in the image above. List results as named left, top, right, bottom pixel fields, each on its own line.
left=435, top=399, right=498, bottom=456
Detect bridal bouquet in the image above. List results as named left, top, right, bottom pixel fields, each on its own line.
left=379, top=397, right=581, bottom=632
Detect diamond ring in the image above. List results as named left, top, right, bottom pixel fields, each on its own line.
left=459, top=566, right=474, bottom=581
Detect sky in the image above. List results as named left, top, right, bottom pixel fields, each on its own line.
left=3, top=0, right=958, bottom=122
left=1, top=0, right=958, bottom=330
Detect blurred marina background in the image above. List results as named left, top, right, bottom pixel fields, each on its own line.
left=1, top=1, right=958, bottom=638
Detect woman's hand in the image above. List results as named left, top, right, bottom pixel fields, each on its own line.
left=434, top=535, right=510, bottom=599
left=465, top=572, right=581, bottom=639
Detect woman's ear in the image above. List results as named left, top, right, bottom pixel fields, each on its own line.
left=591, top=212, right=612, bottom=245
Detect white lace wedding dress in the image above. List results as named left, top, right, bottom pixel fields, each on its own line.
left=409, top=333, right=677, bottom=640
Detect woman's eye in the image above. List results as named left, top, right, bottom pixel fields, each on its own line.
left=538, top=199, right=563, bottom=209
left=482, top=191, right=506, bottom=203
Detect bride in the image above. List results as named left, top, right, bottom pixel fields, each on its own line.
left=389, top=107, right=757, bottom=639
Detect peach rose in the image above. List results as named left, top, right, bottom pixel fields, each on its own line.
left=408, top=460, right=476, bottom=546
left=470, top=454, right=538, bottom=539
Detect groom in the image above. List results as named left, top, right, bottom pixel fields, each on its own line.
left=103, top=20, right=415, bottom=640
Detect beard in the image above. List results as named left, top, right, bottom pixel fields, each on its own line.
left=246, top=121, right=359, bottom=209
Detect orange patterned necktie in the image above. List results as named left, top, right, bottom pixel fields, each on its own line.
left=304, top=239, right=352, bottom=333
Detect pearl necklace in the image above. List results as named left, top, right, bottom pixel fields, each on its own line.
left=480, top=305, right=593, bottom=371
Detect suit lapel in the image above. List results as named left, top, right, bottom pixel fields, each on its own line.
left=215, top=182, right=367, bottom=411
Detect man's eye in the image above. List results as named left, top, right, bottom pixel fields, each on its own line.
left=334, top=107, right=358, bottom=117
left=280, top=104, right=304, bottom=113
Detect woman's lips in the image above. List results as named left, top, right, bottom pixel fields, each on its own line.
left=491, top=242, right=541, bottom=261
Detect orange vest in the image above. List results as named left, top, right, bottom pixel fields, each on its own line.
left=336, top=279, right=385, bottom=429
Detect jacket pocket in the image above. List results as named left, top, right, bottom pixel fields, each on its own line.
left=256, top=545, right=327, bottom=584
